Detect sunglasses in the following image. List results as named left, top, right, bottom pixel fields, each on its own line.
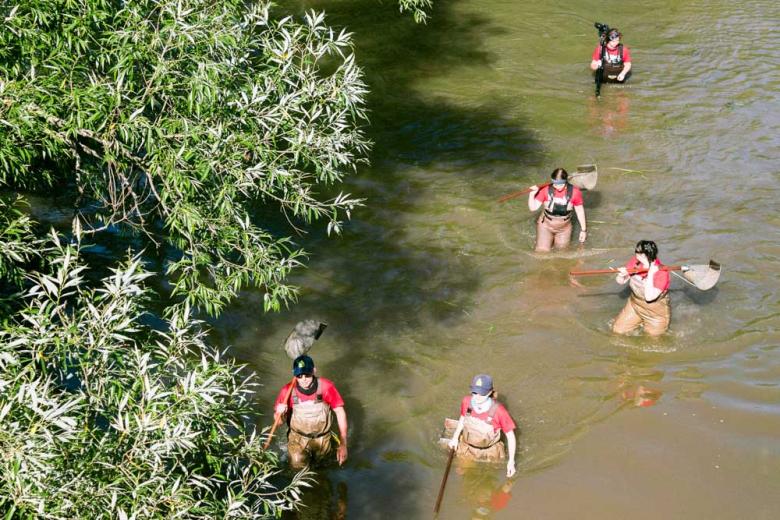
left=609, top=34, right=620, bottom=41
left=552, top=179, right=567, bottom=185
left=296, top=373, right=313, bottom=379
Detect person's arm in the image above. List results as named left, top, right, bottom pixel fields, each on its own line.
left=528, top=186, right=542, bottom=211
left=448, top=416, right=465, bottom=449
left=333, top=406, right=348, bottom=465
left=504, top=430, right=517, bottom=478
left=273, top=384, right=291, bottom=419
left=574, top=205, right=587, bottom=243
left=590, top=45, right=603, bottom=70
left=616, top=266, right=630, bottom=285
left=617, top=61, right=632, bottom=81
left=643, top=262, right=663, bottom=302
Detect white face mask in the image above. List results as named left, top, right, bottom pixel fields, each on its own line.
left=471, top=394, right=493, bottom=413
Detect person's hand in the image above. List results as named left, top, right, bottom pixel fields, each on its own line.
left=579, top=230, right=587, bottom=243
left=448, top=438, right=458, bottom=450
left=617, top=267, right=628, bottom=277
left=617, top=72, right=626, bottom=82
left=528, top=185, right=538, bottom=194
left=337, top=442, right=348, bottom=465
left=506, top=459, right=516, bottom=478
left=274, top=403, right=287, bottom=418
left=647, top=262, right=659, bottom=276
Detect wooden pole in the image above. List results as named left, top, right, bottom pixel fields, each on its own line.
left=569, top=265, right=683, bottom=276
left=433, top=448, right=456, bottom=515
left=497, top=183, right=549, bottom=203
left=263, top=376, right=296, bottom=450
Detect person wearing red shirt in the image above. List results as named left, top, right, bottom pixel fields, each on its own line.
left=447, top=374, right=517, bottom=478
left=613, top=240, right=672, bottom=336
left=527, top=168, right=588, bottom=252
left=273, top=355, right=348, bottom=468
left=590, top=28, right=632, bottom=83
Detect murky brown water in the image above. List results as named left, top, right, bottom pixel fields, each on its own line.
left=211, top=0, right=780, bottom=518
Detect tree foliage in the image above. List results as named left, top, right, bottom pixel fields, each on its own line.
left=0, top=0, right=370, bottom=316
left=398, top=0, right=434, bottom=24
left=0, top=196, right=38, bottom=288
left=0, top=238, right=309, bottom=518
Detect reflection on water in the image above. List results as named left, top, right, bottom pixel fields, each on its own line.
left=587, top=90, right=631, bottom=137
left=283, top=476, right=348, bottom=520
left=458, top=467, right=516, bottom=520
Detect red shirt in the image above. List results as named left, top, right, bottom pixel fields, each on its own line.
left=534, top=185, right=584, bottom=206
left=274, top=377, right=345, bottom=410
left=460, top=396, right=516, bottom=433
left=592, top=44, right=631, bottom=63
left=625, top=258, right=671, bottom=291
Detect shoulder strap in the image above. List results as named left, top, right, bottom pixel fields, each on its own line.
left=566, top=183, right=574, bottom=203
left=546, top=184, right=555, bottom=209
left=618, top=44, right=624, bottom=61
left=316, top=385, right=324, bottom=402
left=487, top=401, right=499, bottom=421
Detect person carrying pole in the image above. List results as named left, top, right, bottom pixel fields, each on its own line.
left=527, top=168, right=588, bottom=252
left=612, top=240, right=671, bottom=336
left=447, top=375, right=517, bottom=478
left=273, top=355, right=348, bottom=469
left=590, top=27, right=632, bottom=84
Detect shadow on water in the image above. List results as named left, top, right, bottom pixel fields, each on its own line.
left=212, top=1, right=548, bottom=516
left=224, top=0, right=549, bottom=357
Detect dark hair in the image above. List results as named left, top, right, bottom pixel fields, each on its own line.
left=634, top=240, right=658, bottom=262
left=550, top=168, right=568, bottom=181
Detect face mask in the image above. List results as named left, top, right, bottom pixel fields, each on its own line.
left=471, top=395, right=493, bottom=413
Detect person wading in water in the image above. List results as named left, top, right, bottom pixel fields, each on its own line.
left=527, top=168, right=588, bottom=252
left=273, top=355, right=348, bottom=468
left=447, top=375, right=517, bottom=478
left=612, top=240, right=671, bottom=336
left=590, top=27, right=632, bottom=83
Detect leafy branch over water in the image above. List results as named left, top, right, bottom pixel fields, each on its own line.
left=0, top=0, right=371, bottom=316
left=0, top=238, right=310, bottom=517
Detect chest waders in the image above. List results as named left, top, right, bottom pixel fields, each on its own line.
left=455, top=402, right=507, bottom=462
left=463, top=403, right=502, bottom=448
left=290, top=387, right=332, bottom=438
left=613, top=271, right=671, bottom=336
left=601, top=44, right=625, bottom=81
left=286, top=386, right=335, bottom=469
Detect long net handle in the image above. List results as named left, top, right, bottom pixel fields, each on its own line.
left=497, top=183, right=550, bottom=203
left=434, top=448, right=456, bottom=514
left=570, top=265, right=683, bottom=276
left=263, top=376, right=296, bottom=450
left=498, top=170, right=592, bottom=203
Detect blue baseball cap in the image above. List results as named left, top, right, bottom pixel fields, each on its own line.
left=292, top=355, right=315, bottom=376
left=470, top=374, right=494, bottom=396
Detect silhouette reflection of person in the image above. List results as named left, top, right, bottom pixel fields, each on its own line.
left=587, top=90, right=631, bottom=137
left=285, top=476, right=347, bottom=520
left=460, top=466, right=517, bottom=519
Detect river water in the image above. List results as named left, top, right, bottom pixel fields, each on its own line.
left=211, top=0, right=780, bottom=518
